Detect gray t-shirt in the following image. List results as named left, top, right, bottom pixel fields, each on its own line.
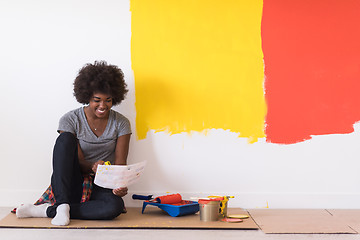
left=58, top=107, right=131, bottom=164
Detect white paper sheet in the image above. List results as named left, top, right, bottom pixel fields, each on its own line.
left=94, top=161, right=146, bottom=189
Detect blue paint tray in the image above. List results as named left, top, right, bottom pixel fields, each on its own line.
left=141, top=200, right=199, bottom=217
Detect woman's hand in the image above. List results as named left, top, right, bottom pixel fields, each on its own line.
left=113, top=187, right=128, bottom=197
left=92, top=160, right=105, bottom=174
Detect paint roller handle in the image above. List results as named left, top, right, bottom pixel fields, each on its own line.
left=132, top=194, right=153, bottom=200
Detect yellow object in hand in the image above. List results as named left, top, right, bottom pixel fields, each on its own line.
left=104, top=161, right=111, bottom=165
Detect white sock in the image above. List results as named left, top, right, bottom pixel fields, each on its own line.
left=16, top=203, right=50, bottom=218
left=51, top=203, right=70, bottom=226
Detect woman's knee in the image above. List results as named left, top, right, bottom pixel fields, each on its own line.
left=52, top=132, right=78, bottom=166
left=56, top=132, right=77, bottom=146
left=54, top=132, right=77, bottom=153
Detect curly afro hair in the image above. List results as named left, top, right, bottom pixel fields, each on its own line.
left=73, top=61, right=128, bottom=106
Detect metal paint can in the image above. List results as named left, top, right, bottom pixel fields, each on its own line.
left=198, top=199, right=221, bottom=221
left=207, top=195, right=234, bottom=218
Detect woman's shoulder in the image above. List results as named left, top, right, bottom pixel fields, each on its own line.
left=110, top=109, right=131, bottom=134
left=110, top=109, right=129, bottom=122
left=60, top=107, right=84, bottom=121
left=58, top=107, right=84, bottom=133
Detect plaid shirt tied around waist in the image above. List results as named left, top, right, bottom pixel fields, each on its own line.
left=35, top=174, right=93, bottom=205
left=12, top=175, right=93, bottom=213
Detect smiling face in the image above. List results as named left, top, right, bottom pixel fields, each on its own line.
left=87, top=93, right=113, bottom=119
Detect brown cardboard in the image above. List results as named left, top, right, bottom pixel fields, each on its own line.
left=248, top=209, right=356, bottom=234
left=0, top=207, right=258, bottom=229
left=327, top=209, right=360, bottom=233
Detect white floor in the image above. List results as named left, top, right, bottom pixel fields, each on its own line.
left=0, top=207, right=359, bottom=240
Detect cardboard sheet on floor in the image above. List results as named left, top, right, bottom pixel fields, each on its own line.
left=328, top=209, right=360, bottom=233
left=0, top=207, right=258, bottom=229
left=248, top=209, right=356, bottom=234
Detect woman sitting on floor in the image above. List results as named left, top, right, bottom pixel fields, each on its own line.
left=16, top=61, right=131, bottom=226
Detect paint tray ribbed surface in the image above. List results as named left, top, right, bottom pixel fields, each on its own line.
left=141, top=200, right=199, bottom=217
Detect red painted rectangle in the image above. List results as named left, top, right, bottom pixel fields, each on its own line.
left=263, top=0, right=360, bottom=144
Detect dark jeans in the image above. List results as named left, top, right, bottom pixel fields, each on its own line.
left=46, top=132, right=124, bottom=220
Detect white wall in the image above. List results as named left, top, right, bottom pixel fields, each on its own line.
left=1, top=0, right=360, bottom=209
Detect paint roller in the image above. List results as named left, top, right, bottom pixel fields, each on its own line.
left=154, top=193, right=182, bottom=204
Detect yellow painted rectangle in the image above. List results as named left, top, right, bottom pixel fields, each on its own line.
left=131, top=0, right=266, bottom=143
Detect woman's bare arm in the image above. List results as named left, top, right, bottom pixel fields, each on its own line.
left=114, top=134, right=131, bottom=165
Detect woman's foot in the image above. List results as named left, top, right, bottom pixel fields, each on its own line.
left=51, top=203, right=70, bottom=226
left=16, top=203, right=50, bottom=218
